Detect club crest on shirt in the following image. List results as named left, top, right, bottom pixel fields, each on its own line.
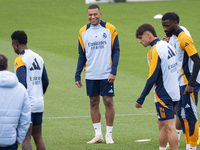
left=103, top=33, right=107, bottom=38
left=174, top=43, right=176, bottom=49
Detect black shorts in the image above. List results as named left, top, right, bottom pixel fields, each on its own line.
left=86, top=79, right=114, bottom=96
left=31, top=112, right=43, bottom=126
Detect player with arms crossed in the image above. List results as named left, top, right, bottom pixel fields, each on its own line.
left=135, top=23, right=179, bottom=150
left=75, top=4, right=120, bottom=144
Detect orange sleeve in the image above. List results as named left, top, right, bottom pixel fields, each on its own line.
left=78, top=25, right=87, bottom=52
left=148, top=46, right=159, bottom=79
left=14, top=55, right=25, bottom=71
left=178, top=32, right=197, bottom=57
left=105, top=22, right=118, bottom=49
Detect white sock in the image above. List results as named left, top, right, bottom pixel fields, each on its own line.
left=106, top=126, right=113, bottom=135
left=190, top=146, right=196, bottom=150
left=159, top=147, right=166, bottom=150
left=176, top=129, right=182, bottom=140
left=199, top=127, right=200, bottom=133
left=186, top=144, right=190, bottom=150
left=93, top=122, right=102, bottom=135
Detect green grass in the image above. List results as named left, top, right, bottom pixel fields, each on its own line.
left=0, top=0, right=200, bottom=149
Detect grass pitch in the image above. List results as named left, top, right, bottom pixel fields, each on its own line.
left=0, top=0, right=200, bottom=149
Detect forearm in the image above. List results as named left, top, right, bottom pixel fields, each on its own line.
left=42, top=65, right=49, bottom=94
left=111, top=50, right=120, bottom=75
left=188, top=53, right=200, bottom=87
left=111, top=36, right=120, bottom=75
left=75, top=55, right=86, bottom=81
left=137, top=78, right=155, bottom=105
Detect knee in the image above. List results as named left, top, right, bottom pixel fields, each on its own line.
left=90, top=101, right=98, bottom=108
left=32, top=134, right=42, bottom=142
left=165, top=124, right=176, bottom=133
left=103, top=97, right=114, bottom=108
left=90, top=96, right=100, bottom=108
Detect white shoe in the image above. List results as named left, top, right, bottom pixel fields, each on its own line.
left=105, top=134, right=114, bottom=144
left=87, top=134, right=104, bottom=144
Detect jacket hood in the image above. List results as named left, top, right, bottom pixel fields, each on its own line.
left=0, top=71, right=18, bottom=88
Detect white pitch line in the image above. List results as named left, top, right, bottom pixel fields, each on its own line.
left=43, top=113, right=156, bottom=120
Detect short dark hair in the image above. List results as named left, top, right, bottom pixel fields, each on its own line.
left=88, top=4, right=100, bottom=11
left=173, top=12, right=179, bottom=24
left=162, top=12, right=178, bottom=22
left=0, top=54, right=8, bottom=71
left=11, top=30, right=28, bottom=44
left=136, top=23, right=157, bottom=38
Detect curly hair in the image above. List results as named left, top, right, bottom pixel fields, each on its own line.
left=11, top=30, right=28, bottom=44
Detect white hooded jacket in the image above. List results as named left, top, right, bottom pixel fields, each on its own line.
left=0, top=71, right=30, bottom=147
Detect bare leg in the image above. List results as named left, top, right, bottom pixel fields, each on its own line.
left=89, top=95, right=101, bottom=123
left=22, top=123, right=33, bottom=150
left=157, top=118, right=167, bottom=148
left=162, top=119, right=178, bottom=150
left=103, top=96, right=115, bottom=126
left=32, top=125, right=46, bottom=150
left=174, top=103, right=182, bottom=130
